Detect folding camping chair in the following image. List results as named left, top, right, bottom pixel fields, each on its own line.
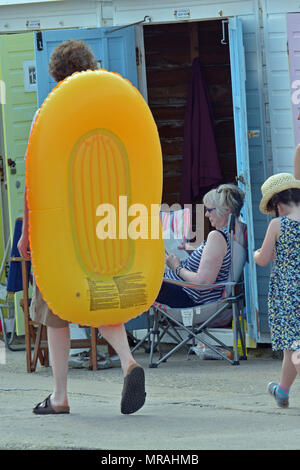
left=7, top=218, right=103, bottom=372
left=125, top=312, right=154, bottom=354
left=148, top=211, right=248, bottom=368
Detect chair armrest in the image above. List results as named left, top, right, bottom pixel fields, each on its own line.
left=163, top=277, right=237, bottom=290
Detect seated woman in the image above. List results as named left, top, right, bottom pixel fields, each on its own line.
left=156, top=183, right=245, bottom=309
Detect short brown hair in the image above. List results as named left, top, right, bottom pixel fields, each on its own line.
left=49, top=40, right=98, bottom=82
left=266, top=188, right=300, bottom=213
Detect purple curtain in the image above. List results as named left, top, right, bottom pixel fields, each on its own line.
left=180, top=58, right=222, bottom=205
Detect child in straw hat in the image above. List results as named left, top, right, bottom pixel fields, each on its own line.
left=254, top=173, right=300, bottom=408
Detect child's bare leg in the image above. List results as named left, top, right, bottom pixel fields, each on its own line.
left=291, top=349, right=300, bottom=375
left=280, top=350, right=298, bottom=389
left=268, top=351, right=296, bottom=407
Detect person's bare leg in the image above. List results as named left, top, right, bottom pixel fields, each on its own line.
left=47, top=325, right=70, bottom=407
left=280, top=351, right=297, bottom=389
left=291, top=349, right=300, bottom=375
left=99, top=323, right=146, bottom=414
left=98, top=324, right=136, bottom=376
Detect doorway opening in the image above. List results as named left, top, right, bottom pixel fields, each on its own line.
left=143, top=20, right=237, bottom=237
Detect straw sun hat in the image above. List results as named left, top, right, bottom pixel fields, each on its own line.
left=259, top=173, right=300, bottom=214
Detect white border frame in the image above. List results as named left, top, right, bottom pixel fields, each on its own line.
left=23, top=60, right=36, bottom=92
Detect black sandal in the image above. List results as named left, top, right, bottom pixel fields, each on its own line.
left=121, top=364, right=146, bottom=415
left=33, top=395, right=70, bottom=415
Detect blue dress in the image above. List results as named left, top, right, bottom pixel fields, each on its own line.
left=268, top=216, right=300, bottom=350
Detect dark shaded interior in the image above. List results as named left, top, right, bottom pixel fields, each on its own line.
left=143, top=20, right=237, bottom=236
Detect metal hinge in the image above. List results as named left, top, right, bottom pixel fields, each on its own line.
left=136, top=47, right=140, bottom=66
left=0, top=155, right=5, bottom=182
left=7, top=158, right=16, bottom=175
left=236, top=175, right=246, bottom=185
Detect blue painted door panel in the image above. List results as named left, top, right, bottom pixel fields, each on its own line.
left=34, top=26, right=137, bottom=107
left=228, top=17, right=260, bottom=342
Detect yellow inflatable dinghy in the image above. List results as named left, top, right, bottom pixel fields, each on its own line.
left=26, top=70, right=164, bottom=326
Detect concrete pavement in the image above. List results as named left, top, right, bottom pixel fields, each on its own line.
left=1, top=340, right=300, bottom=451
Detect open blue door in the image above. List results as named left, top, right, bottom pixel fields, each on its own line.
left=34, top=26, right=137, bottom=106
left=228, top=17, right=260, bottom=342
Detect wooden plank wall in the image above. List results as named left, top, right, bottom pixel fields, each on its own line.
left=144, top=22, right=190, bottom=207
left=199, top=21, right=237, bottom=185
left=144, top=20, right=237, bottom=211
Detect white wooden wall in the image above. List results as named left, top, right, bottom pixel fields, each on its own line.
left=262, top=0, right=300, bottom=174
left=0, top=0, right=114, bottom=32
left=113, top=0, right=255, bottom=24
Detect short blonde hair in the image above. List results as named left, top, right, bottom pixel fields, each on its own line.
left=203, top=184, right=245, bottom=217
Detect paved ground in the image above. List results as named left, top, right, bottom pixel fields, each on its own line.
left=1, top=339, right=300, bottom=451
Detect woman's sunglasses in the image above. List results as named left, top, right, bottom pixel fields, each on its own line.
left=205, top=207, right=216, bottom=214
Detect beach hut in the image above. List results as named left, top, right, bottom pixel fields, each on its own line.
left=1, top=0, right=299, bottom=345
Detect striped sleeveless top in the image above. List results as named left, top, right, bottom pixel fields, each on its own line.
left=164, top=227, right=231, bottom=304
